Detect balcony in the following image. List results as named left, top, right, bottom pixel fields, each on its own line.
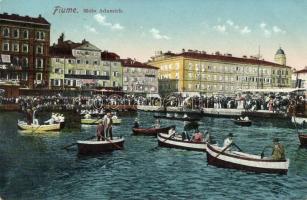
left=64, top=74, right=110, bottom=80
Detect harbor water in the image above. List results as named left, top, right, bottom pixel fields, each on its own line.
left=0, top=111, right=307, bottom=200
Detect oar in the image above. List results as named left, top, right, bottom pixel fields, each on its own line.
left=100, top=135, right=123, bottom=150
left=260, top=145, right=271, bottom=159
left=232, top=143, right=243, bottom=152
left=149, top=132, right=176, bottom=151
left=215, top=143, right=232, bottom=158
left=62, top=135, right=96, bottom=150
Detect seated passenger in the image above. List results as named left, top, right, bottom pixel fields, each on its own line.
left=193, top=129, right=203, bottom=143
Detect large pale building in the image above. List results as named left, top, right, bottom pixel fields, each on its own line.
left=121, top=58, right=159, bottom=94
left=49, top=34, right=123, bottom=90
left=149, top=48, right=292, bottom=95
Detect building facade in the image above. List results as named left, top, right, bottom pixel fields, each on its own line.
left=149, top=48, right=292, bottom=95
left=293, top=67, right=307, bottom=88
left=49, top=34, right=123, bottom=90
left=0, top=13, right=50, bottom=88
left=121, top=58, right=159, bottom=94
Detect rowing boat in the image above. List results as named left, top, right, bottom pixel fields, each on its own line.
left=81, top=118, right=102, bottom=125
left=157, top=133, right=207, bottom=151
left=153, top=115, right=201, bottom=122
left=77, top=137, right=124, bottom=155
left=17, top=121, right=61, bottom=132
left=233, top=119, right=252, bottom=126
left=206, top=144, right=289, bottom=174
left=132, top=125, right=175, bottom=136
left=298, top=134, right=307, bottom=147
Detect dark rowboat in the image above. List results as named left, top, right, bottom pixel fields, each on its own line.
left=233, top=119, right=252, bottom=126
left=298, top=134, right=307, bottom=147
left=154, top=115, right=201, bottom=122
left=132, top=125, right=175, bottom=136
left=206, top=144, right=289, bottom=174
left=157, top=133, right=207, bottom=151
left=77, top=137, right=124, bottom=155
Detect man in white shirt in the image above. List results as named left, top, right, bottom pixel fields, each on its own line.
left=223, top=133, right=233, bottom=150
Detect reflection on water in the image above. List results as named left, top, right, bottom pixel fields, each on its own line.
left=0, top=111, right=307, bottom=200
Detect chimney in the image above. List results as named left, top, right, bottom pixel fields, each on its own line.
left=58, top=33, right=64, bottom=44
left=38, top=14, right=42, bottom=18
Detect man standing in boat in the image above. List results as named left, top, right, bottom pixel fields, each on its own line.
left=96, top=121, right=104, bottom=141
left=272, top=138, right=285, bottom=160
left=103, top=112, right=113, bottom=140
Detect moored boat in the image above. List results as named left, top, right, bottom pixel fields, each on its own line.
left=154, top=115, right=201, bottom=122
left=132, top=125, right=175, bottom=136
left=77, top=137, right=124, bottom=155
left=112, top=118, right=122, bottom=125
left=233, top=119, right=252, bottom=126
left=157, top=133, right=207, bottom=151
left=206, top=144, right=289, bottom=174
left=17, top=121, right=61, bottom=132
left=298, top=134, right=307, bottom=147
left=81, top=118, right=102, bottom=125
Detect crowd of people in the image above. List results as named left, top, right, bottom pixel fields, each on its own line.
left=0, top=92, right=305, bottom=117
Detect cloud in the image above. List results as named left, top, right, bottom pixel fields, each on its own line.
left=226, top=20, right=234, bottom=26
left=260, top=22, right=266, bottom=29
left=213, top=25, right=226, bottom=33
left=240, top=26, right=251, bottom=34
left=259, top=22, right=286, bottom=37
left=94, top=14, right=124, bottom=31
left=149, top=28, right=170, bottom=40
left=84, top=25, right=97, bottom=34
left=111, top=23, right=124, bottom=30
left=273, top=25, right=286, bottom=34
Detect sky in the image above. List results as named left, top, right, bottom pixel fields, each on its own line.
left=1, top=0, right=307, bottom=69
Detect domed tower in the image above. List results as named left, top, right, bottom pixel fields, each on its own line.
left=274, top=47, right=286, bottom=65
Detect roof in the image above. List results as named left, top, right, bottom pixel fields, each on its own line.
left=276, top=48, right=285, bottom=55
left=295, top=68, right=307, bottom=74
left=101, top=51, right=120, bottom=61
left=50, top=41, right=82, bottom=58
left=153, top=51, right=291, bottom=68
left=121, top=59, right=158, bottom=69
left=0, top=13, right=50, bottom=26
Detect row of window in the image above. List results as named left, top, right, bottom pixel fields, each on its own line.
left=60, top=69, right=119, bottom=76
left=1, top=27, right=46, bottom=40
left=2, top=42, right=44, bottom=54
left=50, top=79, right=119, bottom=87
left=55, top=58, right=121, bottom=67
left=123, top=76, right=156, bottom=82
left=7, top=57, right=44, bottom=68
left=123, top=85, right=157, bottom=92
left=160, top=63, right=289, bottom=76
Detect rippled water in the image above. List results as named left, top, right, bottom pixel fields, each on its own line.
left=0, top=111, right=307, bottom=200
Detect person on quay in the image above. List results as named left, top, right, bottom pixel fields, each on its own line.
left=271, top=138, right=286, bottom=160
left=96, top=121, right=104, bottom=141
left=223, top=133, right=234, bottom=150
left=192, top=129, right=203, bottom=143
left=133, top=118, right=140, bottom=128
